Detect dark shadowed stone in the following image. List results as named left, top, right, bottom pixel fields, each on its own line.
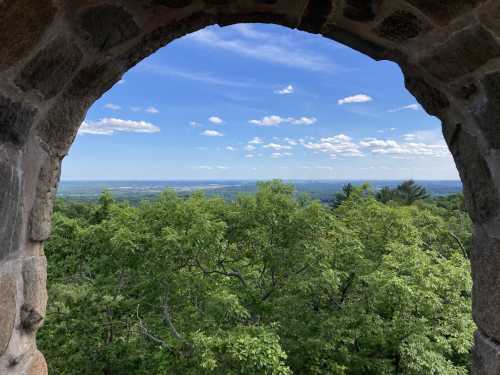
left=472, top=227, right=500, bottom=342
left=0, top=94, right=36, bottom=147
left=323, top=24, right=386, bottom=60
left=0, top=159, right=22, bottom=261
left=151, top=0, right=194, bottom=7
left=421, top=26, right=500, bottom=82
left=204, top=0, right=229, bottom=5
left=406, top=0, right=485, bottom=25
left=375, top=11, right=428, bottom=42
left=0, top=0, right=56, bottom=69
left=254, top=0, right=278, bottom=4
left=476, top=72, right=500, bottom=149
left=446, top=126, right=498, bottom=224
left=481, top=3, right=500, bottom=38
left=299, top=0, right=332, bottom=33
left=473, top=331, right=500, bottom=374
left=343, top=0, right=377, bottom=22
left=20, top=304, right=43, bottom=332
left=79, top=5, right=140, bottom=51
left=0, top=275, right=16, bottom=356
left=27, top=351, right=48, bottom=375
left=16, top=37, right=83, bottom=99
left=404, top=76, right=449, bottom=116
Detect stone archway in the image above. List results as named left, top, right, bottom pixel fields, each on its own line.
left=1, top=0, right=499, bottom=373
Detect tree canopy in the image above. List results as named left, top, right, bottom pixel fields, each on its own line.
left=40, top=181, right=473, bottom=374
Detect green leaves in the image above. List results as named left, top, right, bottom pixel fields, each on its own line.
left=40, top=181, right=474, bottom=374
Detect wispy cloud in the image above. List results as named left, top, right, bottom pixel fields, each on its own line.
left=263, top=143, right=292, bottom=151
left=79, top=118, right=160, bottom=135
left=226, top=146, right=236, bottom=151
left=145, top=106, right=160, bottom=114
left=249, top=137, right=264, bottom=145
left=139, top=62, right=255, bottom=88
left=387, top=104, right=420, bottom=113
left=360, top=137, right=448, bottom=157
left=275, top=84, right=294, bottom=95
left=338, top=94, right=373, bottom=105
left=187, top=25, right=337, bottom=72
left=104, top=103, right=121, bottom=111
left=249, top=115, right=317, bottom=126
left=209, top=116, right=224, bottom=124
left=202, top=129, right=224, bottom=137
left=302, top=134, right=363, bottom=157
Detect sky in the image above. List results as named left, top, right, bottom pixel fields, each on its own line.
left=62, top=23, right=459, bottom=181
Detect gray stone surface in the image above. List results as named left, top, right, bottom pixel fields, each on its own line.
left=22, top=257, right=47, bottom=329
left=473, top=331, right=500, bottom=374
left=79, top=5, right=140, bottom=51
left=16, top=37, right=83, bottom=99
left=0, top=94, right=36, bottom=147
left=0, top=0, right=56, bottom=70
left=0, top=275, right=16, bottom=356
left=0, top=157, right=22, bottom=261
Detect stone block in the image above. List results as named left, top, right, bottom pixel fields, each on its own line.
left=473, top=331, right=500, bottom=374
left=79, top=5, right=140, bottom=51
left=343, top=0, right=377, bottom=22
left=0, top=0, right=56, bottom=69
left=0, top=94, right=36, bottom=147
left=375, top=10, right=430, bottom=42
left=22, top=257, right=47, bottom=331
left=0, top=274, right=16, bottom=356
left=16, top=37, right=83, bottom=100
left=406, top=0, right=485, bottom=25
left=421, top=25, right=500, bottom=82
left=26, top=351, right=48, bottom=375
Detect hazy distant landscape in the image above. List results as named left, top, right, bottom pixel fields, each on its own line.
left=58, top=180, right=463, bottom=204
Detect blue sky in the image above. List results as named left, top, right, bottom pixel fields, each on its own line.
left=62, top=23, right=459, bottom=181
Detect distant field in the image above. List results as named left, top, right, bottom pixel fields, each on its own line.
left=57, top=180, right=463, bottom=204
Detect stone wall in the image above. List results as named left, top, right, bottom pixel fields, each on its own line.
left=1, top=0, right=500, bottom=373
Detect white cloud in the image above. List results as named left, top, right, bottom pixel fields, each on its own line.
left=190, top=121, right=202, bottom=128
left=387, top=104, right=420, bottom=113
left=263, top=143, right=292, bottom=151
left=270, top=152, right=293, bottom=158
left=244, top=144, right=256, bottom=151
left=337, top=94, right=373, bottom=105
left=194, top=165, right=229, bottom=170
left=249, top=115, right=317, bottom=126
left=117, top=79, right=125, bottom=85
left=104, top=103, right=121, bottom=111
left=79, top=118, right=160, bottom=135
left=202, top=129, right=224, bottom=137
left=275, top=84, right=294, bottom=95
left=360, top=136, right=449, bottom=157
left=226, top=146, right=236, bottom=151
left=145, top=106, right=160, bottom=114
left=302, top=134, right=363, bottom=157
left=188, top=26, right=336, bottom=72
left=249, top=137, right=264, bottom=144
left=131, top=106, right=142, bottom=112
left=245, top=154, right=255, bottom=158
left=209, top=116, right=224, bottom=124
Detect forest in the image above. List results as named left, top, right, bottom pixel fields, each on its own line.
left=39, top=180, right=474, bottom=374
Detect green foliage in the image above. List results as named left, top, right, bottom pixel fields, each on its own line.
left=40, top=181, right=474, bottom=374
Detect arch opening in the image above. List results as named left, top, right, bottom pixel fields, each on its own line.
left=1, top=1, right=500, bottom=373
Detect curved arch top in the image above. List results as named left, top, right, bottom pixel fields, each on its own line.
left=1, top=0, right=500, bottom=373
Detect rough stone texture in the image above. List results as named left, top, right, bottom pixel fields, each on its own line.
left=473, top=331, right=500, bottom=374
left=404, top=75, right=450, bottom=116
left=343, top=0, right=377, bottom=22
left=0, top=157, right=23, bottom=261
left=22, top=257, right=48, bottom=330
left=421, top=25, right=500, bottom=82
left=30, top=157, right=61, bottom=241
left=1, top=1, right=500, bottom=373
left=16, top=37, right=83, bottom=100
left=79, top=5, right=141, bottom=51
left=26, top=351, right=48, bottom=375
left=476, top=72, right=500, bottom=149
left=406, top=0, right=485, bottom=25
left=0, top=275, right=16, bottom=356
left=0, top=0, right=56, bottom=70
left=0, top=94, right=36, bottom=147
left=375, top=11, right=429, bottom=42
